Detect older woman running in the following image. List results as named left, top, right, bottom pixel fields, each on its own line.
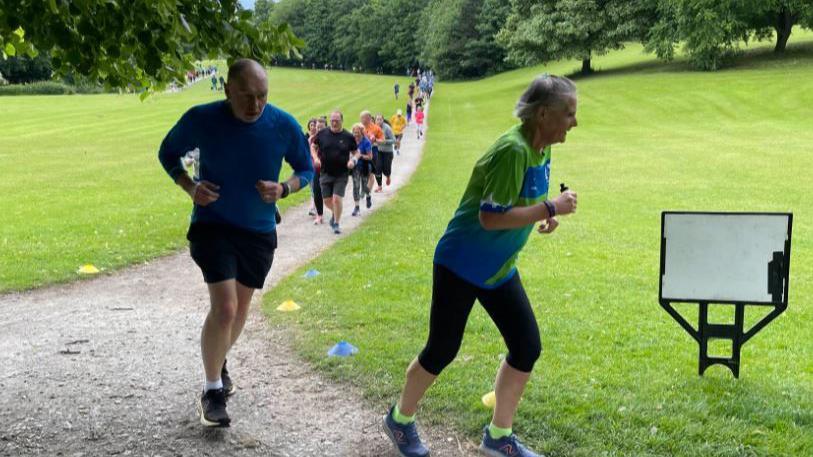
left=374, top=113, right=397, bottom=188
left=350, top=123, right=374, bottom=216
left=383, top=74, right=579, bottom=457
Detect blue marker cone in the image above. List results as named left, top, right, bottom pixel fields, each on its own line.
left=304, top=269, right=320, bottom=278
left=327, top=340, right=359, bottom=357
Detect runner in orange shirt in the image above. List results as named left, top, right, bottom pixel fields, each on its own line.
left=361, top=110, right=385, bottom=193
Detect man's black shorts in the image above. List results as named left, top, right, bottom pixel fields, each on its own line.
left=187, top=222, right=277, bottom=289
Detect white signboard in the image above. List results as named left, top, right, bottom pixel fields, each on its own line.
left=660, top=212, right=791, bottom=304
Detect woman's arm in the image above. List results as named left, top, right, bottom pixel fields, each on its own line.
left=479, top=192, right=577, bottom=231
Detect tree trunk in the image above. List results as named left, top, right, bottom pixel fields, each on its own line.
left=774, top=9, right=796, bottom=53
left=581, top=57, right=592, bottom=75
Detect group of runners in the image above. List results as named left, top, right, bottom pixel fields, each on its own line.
left=305, top=107, right=412, bottom=234
left=159, top=58, right=578, bottom=457
left=397, top=74, right=430, bottom=139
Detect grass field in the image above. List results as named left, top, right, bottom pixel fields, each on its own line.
left=0, top=68, right=414, bottom=292
left=4, top=31, right=813, bottom=456
left=262, top=36, right=813, bottom=456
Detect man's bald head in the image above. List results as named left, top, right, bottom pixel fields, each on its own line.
left=227, top=58, right=267, bottom=86
left=225, top=58, right=268, bottom=123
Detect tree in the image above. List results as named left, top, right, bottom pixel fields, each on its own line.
left=338, top=1, right=386, bottom=72
left=272, top=0, right=354, bottom=69
left=253, top=0, right=275, bottom=25
left=419, top=0, right=475, bottom=78
left=0, top=0, right=302, bottom=94
left=369, top=0, right=430, bottom=74
left=646, top=0, right=754, bottom=70
left=420, top=0, right=512, bottom=79
left=271, top=0, right=428, bottom=74
left=499, top=0, right=655, bottom=75
left=645, top=0, right=813, bottom=70
left=0, top=54, right=52, bottom=84
left=464, top=0, right=515, bottom=76
left=743, top=0, right=813, bottom=53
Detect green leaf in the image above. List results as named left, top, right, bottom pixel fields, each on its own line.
left=3, top=0, right=300, bottom=89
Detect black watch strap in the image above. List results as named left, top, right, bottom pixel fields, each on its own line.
left=281, top=182, right=290, bottom=199
left=543, top=200, right=556, bottom=218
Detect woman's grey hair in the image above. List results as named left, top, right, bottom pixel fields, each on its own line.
left=514, top=74, right=576, bottom=123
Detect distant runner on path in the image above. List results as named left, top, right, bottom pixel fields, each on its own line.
left=414, top=106, right=425, bottom=139
left=158, top=58, right=313, bottom=428
left=383, top=74, right=580, bottom=457
left=390, top=109, right=407, bottom=155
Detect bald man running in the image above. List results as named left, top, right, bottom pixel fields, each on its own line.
left=158, top=58, right=314, bottom=427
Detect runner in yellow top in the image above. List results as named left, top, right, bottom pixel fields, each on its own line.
left=390, top=109, right=408, bottom=155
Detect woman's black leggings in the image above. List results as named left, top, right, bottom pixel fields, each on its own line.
left=311, top=169, right=323, bottom=216
left=375, top=151, right=394, bottom=186
left=418, top=264, right=542, bottom=375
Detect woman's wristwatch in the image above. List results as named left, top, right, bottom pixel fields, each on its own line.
left=543, top=200, right=556, bottom=218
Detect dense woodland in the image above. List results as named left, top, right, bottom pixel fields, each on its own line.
left=2, top=0, right=812, bottom=88
left=260, top=0, right=813, bottom=77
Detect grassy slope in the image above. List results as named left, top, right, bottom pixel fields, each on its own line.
left=0, top=68, right=413, bottom=292
left=262, top=37, right=813, bottom=456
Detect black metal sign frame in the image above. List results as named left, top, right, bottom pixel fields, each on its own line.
left=658, top=211, right=793, bottom=378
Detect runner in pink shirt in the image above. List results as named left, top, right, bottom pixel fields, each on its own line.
left=415, top=106, right=425, bottom=139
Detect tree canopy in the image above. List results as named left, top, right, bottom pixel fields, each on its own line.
left=0, top=54, right=51, bottom=84
left=266, top=0, right=508, bottom=79
left=268, top=0, right=432, bottom=75
left=646, top=0, right=813, bottom=70
left=499, top=0, right=656, bottom=74
left=419, top=0, right=513, bottom=78
left=2, top=0, right=811, bottom=87
left=0, top=0, right=302, bottom=93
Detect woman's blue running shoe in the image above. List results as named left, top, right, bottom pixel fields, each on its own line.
left=382, top=406, right=430, bottom=457
left=479, top=426, right=543, bottom=457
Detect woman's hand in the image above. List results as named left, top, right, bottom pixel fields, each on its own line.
left=553, top=190, right=578, bottom=215
left=537, top=217, right=559, bottom=234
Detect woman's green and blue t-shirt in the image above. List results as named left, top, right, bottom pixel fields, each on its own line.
left=434, top=124, right=551, bottom=289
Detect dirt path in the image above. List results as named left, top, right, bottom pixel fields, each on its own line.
left=0, top=108, right=480, bottom=456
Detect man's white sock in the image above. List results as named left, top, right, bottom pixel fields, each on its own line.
left=204, top=378, right=223, bottom=392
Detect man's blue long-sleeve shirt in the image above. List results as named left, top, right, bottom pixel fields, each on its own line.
left=158, top=101, right=313, bottom=233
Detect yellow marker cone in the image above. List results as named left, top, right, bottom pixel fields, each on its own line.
left=276, top=300, right=301, bottom=312
left=481, top=390, right=496, bottom=409
left=77, top=264, right=100, bottom=274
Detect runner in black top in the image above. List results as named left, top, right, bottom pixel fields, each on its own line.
left=313, top=111, right=358, bottom=234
